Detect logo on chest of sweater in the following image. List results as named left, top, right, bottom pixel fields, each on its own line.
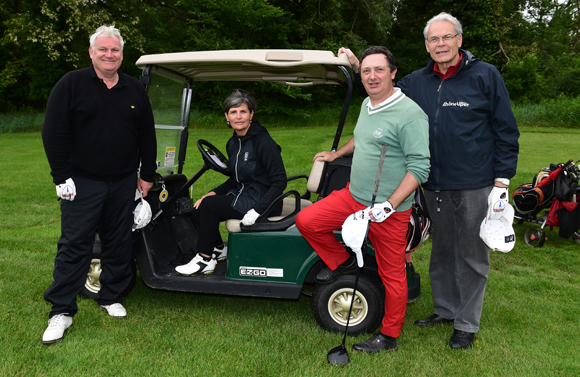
left=373, top=128, right=383, bottom=138
left=244, top=151, right=249, bottom=161
left=442, top=101, right=470, bottom=107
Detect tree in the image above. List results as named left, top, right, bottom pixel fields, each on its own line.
left=498, top=0, right=580, bottom=101
left=2, top=0, right=580, bottom=111
left=0, top=0, right=149, bottom=111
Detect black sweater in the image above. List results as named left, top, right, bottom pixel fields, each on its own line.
left=42, top=65, right=157, bottom=184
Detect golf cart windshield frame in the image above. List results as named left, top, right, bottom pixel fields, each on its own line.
left=136, top=49, right=354, bottom=174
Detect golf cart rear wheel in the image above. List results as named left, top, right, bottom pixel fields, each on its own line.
left=81, top=234, right=137, bottom=300
left=312, top=274, right=383, bottom=336
left=524, top=226, right=546, bottom=247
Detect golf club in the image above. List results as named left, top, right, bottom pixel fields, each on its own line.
left=327, top=144, right=388, bottom=366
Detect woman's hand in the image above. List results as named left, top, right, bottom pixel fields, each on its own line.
left=241, top=209, right=260, bottom=226
left=194, top=191, right=216, bottom=209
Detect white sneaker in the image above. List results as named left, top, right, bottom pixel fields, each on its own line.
left=100, top=303, right=127, bottom=318
left=212, top=245, right=228, bottom=261
left=42, top=314, right=73, bottom=344
left=175, top=254, right=217, bottom=275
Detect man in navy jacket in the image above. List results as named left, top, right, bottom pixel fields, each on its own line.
left=339, top=12, right=519, bottom=349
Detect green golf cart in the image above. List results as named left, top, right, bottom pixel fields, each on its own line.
left=83, top=49, right=421, bottom=336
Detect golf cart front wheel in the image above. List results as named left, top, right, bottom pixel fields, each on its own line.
left=80, top=233, right=137, bottom=300
left=312, top=274, right=383, bottom=336
left=524, top=226, right=546, bottom=247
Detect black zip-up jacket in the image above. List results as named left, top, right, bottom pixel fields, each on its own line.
left=212, top=121, right=287, bottom=215
left=396, top=49, right=519, bottom=191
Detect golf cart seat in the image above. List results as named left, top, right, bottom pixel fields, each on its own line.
left=225, top=159, right=326, bottom=233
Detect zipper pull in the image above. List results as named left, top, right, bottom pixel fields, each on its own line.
left=437, top=81, right=442, bottom=93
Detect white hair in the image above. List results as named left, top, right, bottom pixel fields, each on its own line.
left=89, top=25, right=124, bottom=50
left=423, top=12, right=463, bottom=40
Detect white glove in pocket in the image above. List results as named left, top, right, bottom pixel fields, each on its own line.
left=56, top=178, right=76, bottom=201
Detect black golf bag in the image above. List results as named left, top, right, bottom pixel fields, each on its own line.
left=512, top=167, right=557, bottom=215
left=406, top=186, right=431, bottom=252
left=512, top=161, right=579, bottom=218
left=404, top=186, right=431, bottom=302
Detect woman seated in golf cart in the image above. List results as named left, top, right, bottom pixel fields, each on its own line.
left=175, top=89, right=287, bottom=276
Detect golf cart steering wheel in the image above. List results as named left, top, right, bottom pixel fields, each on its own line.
left=197, top=139, right=231, bottom=176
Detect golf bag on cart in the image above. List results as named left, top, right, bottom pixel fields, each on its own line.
left=404, top=186, right=431, bottom=302
left=512, top=167, right=558, bottom=216
left=406, top=187, right=431, bottom=253
left=512, top=159, right=580, bottom=247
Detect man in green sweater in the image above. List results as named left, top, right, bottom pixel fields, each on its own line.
left=296, top=46, right=430, bottom=353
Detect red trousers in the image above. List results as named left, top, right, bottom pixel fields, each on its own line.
left=296, top=186, right=410, bottom=337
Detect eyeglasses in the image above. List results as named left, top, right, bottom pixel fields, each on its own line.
left=426, top=34, right=458, bottom=44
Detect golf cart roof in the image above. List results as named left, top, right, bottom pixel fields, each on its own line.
left=135, top=49, right=353, bottom=86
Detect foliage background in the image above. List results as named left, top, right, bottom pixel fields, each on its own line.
left=2, top=0, right=580, bottom=119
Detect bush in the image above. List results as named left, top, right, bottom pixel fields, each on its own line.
left=5, top=95, right=580, bottom=133
left=512, top=94, right=580, bottom=129
left=0, top=109, right=44, bottom=133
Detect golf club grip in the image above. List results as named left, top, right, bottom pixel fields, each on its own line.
left=372, top=144, right=388, bottom=199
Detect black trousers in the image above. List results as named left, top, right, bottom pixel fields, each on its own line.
left=44, top=173, right=136, bottom=318
left=191, top=195, right=244, bottom=256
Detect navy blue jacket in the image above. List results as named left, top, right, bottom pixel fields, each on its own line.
left=212, top=121, right=287, bottom=215
left=397, top=49, right=519, bottom=191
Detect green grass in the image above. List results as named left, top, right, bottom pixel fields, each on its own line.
left=1, top=127, right=579, bottom=376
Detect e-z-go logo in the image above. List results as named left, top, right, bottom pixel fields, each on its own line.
left=239, top=266, right=284, bottom=278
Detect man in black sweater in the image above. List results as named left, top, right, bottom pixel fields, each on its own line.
left=41, top=25, right=157, bottom=344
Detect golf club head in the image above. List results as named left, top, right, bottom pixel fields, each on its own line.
left=327, top=344, right=349, bottom=366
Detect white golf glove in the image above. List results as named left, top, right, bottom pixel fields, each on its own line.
left=342, top=210, right=369, bottom=267
left=242, top=209, right=260, bottom=226
left=487, top=186, right=509, bottom=220
left=56, top=178, right=76, bottom=201
left=366, top=201, right=395, bottom=223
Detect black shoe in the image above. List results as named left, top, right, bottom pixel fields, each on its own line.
left=314, top=258, right=358, bottom=283
left=449, top=329, right=476, bottom=350
left=414, top=313, right=454, bottom=327
left=352, top=332, right=398, bottom=354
